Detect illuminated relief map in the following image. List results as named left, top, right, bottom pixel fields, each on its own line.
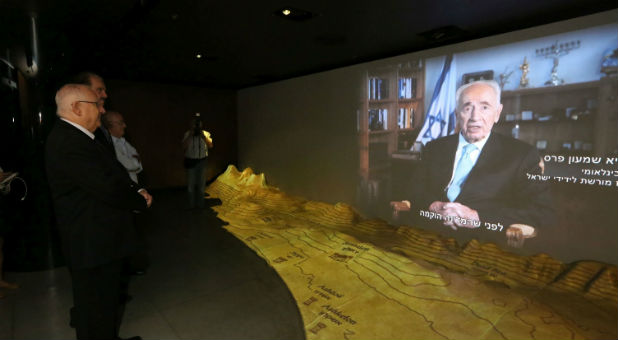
left=206, top=165, right=617, bottom=340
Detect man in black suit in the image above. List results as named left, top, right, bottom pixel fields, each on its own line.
left=45, top=84, right=152, bottom=340
left=392, top=80, right=552, bottom=245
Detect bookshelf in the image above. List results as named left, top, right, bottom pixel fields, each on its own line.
left=358, top=61, right=425, bottom=212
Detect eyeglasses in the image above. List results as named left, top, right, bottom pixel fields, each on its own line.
left=76, top=100, right=100, bottom=107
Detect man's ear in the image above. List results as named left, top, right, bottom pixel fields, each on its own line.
left=71, top=102, right=82, bottom=117
left=494, top=104, right=503, bottom=123
left=454, top=111, right=462, bottom=132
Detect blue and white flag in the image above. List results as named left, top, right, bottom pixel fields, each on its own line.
left=415, top=54, right=457, bottom=146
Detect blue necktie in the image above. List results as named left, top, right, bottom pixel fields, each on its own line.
left=447, top=144, right=477, bottom=202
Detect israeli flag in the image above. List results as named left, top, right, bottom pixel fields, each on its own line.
left=415, top=54, right=457, bottom=145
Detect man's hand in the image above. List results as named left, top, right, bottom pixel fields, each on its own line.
left=390, top=200, right=410, bottom=220
left=138, top=189, right=153, bottom=208
left=506, top=224, right=536, bottom=248
left=429, top=201, right=479, bottom=230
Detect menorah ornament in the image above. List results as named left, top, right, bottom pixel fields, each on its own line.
left=536, top=40, right=580, bottom=86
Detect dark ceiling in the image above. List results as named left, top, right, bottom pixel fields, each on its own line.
left=1, top=0, right=617, bottom=89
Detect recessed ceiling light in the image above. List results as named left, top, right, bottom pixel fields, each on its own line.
left=193, top=53, right=219, bottom=62
left=274, top=7, right=318, bottom=22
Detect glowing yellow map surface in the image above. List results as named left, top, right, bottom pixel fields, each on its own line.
left=207, top=165, right=617, bottom=340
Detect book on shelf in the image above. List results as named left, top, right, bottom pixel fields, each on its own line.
left=398, top=77, right=416, bottom=99
left=368, top=77, right=389, bottom=100
left=398, top=108, right=406, bottom=129
left=397, top=107, right=414, bottom=129
left=369, top=108, right=388, bottom=131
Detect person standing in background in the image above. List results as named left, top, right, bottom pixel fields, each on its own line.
left=182, top=113, right=213, bottom=209
left=102, top=111, right=143, bottom=183
left=103, top=111, right=150, bottom=277
left=72, top=72, right=115, bottom=155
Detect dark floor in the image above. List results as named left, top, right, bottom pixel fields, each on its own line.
left=0, top=189, right=306, bottom=340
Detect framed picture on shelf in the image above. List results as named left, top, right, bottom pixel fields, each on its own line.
left=462, top=70, right=494, bottom=84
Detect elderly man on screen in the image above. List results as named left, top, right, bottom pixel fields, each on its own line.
left=392, top=80, right=552, bottom=246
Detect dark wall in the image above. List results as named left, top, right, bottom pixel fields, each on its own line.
left=106, top=79, right=237, bottom=189
left=237, top=67, right=361, bottom=205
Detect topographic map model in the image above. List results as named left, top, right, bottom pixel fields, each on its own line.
left=206, top=165, right=617, bottom=340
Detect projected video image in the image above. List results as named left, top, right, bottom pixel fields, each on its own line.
left=357, top=24, right=618, bottom=262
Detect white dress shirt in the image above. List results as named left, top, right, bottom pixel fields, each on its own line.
left=111, top=136, right=143, bottom=183
left=183, top=130, right=212, bottom=159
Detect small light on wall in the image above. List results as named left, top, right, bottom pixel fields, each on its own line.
left=281, top=9, right=291, bottom=16
left=38, top=111, right=42, bottom=124
left=196, top=53, right=202, bottom=59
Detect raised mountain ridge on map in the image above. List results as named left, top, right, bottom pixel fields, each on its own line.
left=208, top=165, right=617, bottom=303
left=206, top=165, right=617, bottom=339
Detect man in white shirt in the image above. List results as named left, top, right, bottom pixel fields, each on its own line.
left=102, top=111, right=143, bottom=183
left=182, top=114, right=213, bottom=209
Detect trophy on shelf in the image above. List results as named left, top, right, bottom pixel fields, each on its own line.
left=536, top=40, right=580, bottom=86
left=519, top=57, right=530, bottom=88
left=498, top=68, right=514, bottom=89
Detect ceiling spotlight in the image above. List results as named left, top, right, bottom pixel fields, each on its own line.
left=193, top=53, right=219, bottom=62
left=274, top=7, right=318, bottom=22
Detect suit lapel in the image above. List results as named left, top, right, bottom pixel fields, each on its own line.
left=94, top=136, right=134, bottom=180
left=95, top=127, right=116, bottom=155
left=430, top=135, right=458, bottom=199
left=458, top=133, right=502, bottom=199
left=439, top=136, right=459, bottom=186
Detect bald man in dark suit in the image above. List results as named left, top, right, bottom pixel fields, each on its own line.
left=45, top=83, right=151, bottom=340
